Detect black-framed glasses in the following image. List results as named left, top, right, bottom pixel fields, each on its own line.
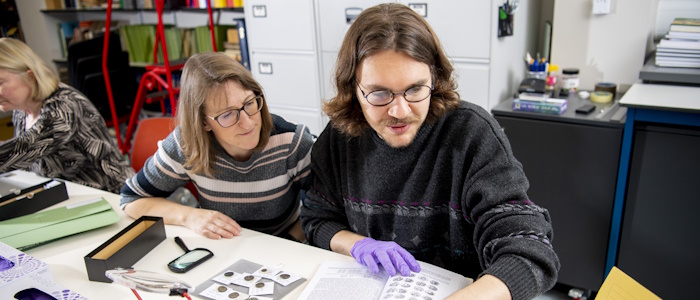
left=357, top=81, right=433, bottom=106
left=205, top=95, right=264, bottom=128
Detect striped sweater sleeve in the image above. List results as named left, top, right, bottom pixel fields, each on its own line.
left=119, top=128, right=191, bottom=207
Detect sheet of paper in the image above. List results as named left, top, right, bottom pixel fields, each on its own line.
left=298, top=261, right=473, bottom=300
left=596, top=267, right=661, bottom=300
left=297, top=261, right=389, bottom=300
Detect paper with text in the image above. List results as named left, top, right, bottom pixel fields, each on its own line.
left=298, top=261, right=473, bottom=300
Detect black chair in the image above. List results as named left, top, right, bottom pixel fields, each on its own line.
left=67, top=32, right=137, bottom=126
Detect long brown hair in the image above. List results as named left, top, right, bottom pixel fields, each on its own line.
left=324, top=3, right=460, bottom=137
left=177, top=52, right=273, bottom=176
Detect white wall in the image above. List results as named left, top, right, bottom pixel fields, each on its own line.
left=489, top=0, right=544, bottom=108
left=550, top=0, right=659, bottom=92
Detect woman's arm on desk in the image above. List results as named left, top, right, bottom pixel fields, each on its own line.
left=123, top=197, right=241, bottom=239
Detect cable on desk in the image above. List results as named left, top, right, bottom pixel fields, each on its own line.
left=131, top=289, right=143, bottom=300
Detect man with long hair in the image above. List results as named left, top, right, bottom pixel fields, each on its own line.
left=300, top=4, right=559, bottom=299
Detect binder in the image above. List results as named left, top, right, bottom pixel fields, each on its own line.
left=235, top=18, right=250, bottom=71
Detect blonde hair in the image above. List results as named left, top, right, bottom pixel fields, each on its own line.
left=177, top=52, right=273, bottom=176
left=324, top=3, right=460, bottom=136
left=0, top=38, right=59, bottom=101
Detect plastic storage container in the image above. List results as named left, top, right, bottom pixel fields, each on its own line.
left=561, top=68, right=580, bottom=95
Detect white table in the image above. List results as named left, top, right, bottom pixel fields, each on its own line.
left=24, top=176, right=353, bottom=299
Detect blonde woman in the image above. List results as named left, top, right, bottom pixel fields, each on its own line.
left=0, top=38, right=133, bottom=193
left=120, top=52, right=313, bottom=241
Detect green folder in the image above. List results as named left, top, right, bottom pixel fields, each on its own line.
left=0, top=198, right=119, bottom=250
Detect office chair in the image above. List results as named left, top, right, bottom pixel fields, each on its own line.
left=67, top=32, right=137, bottom=128
left=130, top=117, right=197, bottom=201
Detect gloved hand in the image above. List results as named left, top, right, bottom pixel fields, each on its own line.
left=350, top=237, right=421, bottom=276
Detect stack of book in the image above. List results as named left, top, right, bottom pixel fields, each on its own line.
left=512, top=77, right=567, bottom=115
left=656, top=18, right=700, bottom=68
left=513, top=97, right=567, bottom=115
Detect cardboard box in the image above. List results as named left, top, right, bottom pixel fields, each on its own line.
left=0, top=170, right=69, bottom=221
left=84, top=216, right=166, bottom=283
left=0, top=241, right=88, bottom=299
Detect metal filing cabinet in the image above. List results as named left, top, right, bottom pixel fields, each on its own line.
left=316, top=0, right=492, bottom=109
left=244, top=0, right=325, bottom=135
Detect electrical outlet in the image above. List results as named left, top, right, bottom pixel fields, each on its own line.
left=593, top=0, right=611, bottom=15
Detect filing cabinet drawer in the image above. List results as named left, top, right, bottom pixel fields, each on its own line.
left=453, top=61, right=489, bottom=109
left=399, top=0, right=491, bottom=59
left=251, top=52, right=321, bottom=110
left=316, top=0, right=398, bottom=52
left=245, top=0, right=316, bottom=52
left=269, top=106, right=325, bottom=136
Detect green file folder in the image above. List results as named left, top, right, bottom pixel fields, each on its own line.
left=0, top=198, right=119, bottom=250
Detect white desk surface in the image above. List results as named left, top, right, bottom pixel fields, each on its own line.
left=23, top=176, right=353, bottom=300
left=619, top=83, right=700, bottom=112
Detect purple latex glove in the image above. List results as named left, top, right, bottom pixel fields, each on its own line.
left=350, top=237, right=421, bottom=276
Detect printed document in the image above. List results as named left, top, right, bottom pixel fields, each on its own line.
left=298, top=261, right=473, bottom=300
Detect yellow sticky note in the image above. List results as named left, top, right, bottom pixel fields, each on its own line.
left=595, top=267, right=661, bottom=300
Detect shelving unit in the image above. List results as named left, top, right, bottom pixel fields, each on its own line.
left=0, top=0, right=23, bottom=40
left=36, top=5, right=244, bottom=64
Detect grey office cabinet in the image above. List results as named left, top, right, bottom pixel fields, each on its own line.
left=244, top=0, right=325, bottom=135
left=492, top=97, right=624, bottom=292
left=617, top=124, right=700, bottom=299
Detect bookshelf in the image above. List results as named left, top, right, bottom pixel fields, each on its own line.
left=0, top=0, right=24, bottom=41
left=38, top=6, right=244, bottom=63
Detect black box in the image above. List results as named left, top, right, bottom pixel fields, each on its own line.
left=84, top=216, right=166, bottom=283
left=518, top=78, right=546, bottom=94
left=0, top=171, right=69, bottom=221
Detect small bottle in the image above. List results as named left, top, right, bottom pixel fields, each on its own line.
left=561, top=68, right=580, bottom=95
left=545, top=64, right=559, bottom=95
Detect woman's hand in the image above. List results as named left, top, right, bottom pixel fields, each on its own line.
left=183, top=208, right=242, bottom=239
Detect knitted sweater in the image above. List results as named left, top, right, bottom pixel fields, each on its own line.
left=0, top=83, right=133, bottom=193
left=300, top=101, right=559, bottom=300
left=121, top=115, right=314, bottom=235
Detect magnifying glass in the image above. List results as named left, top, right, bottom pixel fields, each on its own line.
left=167, top=237, right=213, bottom=273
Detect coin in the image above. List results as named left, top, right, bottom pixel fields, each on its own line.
left=224, top=271, right=234, bottom=277
left=255, top=282, right=265, bottom=288
left=244, top=275, right=255, bottom=281
left=228, top=292, right=239, bottom=298
left=217, top=286, right=227, bottom=292
left=279, top=273, right=290, bottom=279
left=261, top=268, right=268, bottom=273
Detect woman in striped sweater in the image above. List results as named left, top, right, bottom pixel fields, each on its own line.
left=120, top=52, right=314, bottom=241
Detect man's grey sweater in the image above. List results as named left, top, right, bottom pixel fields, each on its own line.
left=301, top=101, right=559, bottom=300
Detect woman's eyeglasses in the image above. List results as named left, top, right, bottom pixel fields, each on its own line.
left=205, top=95, right=264, bottom=128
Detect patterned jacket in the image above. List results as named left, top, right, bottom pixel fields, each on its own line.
left=0, top=83, right=133, bottom=193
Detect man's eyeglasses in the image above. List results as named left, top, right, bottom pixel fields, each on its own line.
left=357, top=81, right=433, bottom=106
left=205, top=95, right=264, bottom=128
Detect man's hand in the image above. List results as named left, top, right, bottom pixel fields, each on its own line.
left=350, top=237, right=421, bottom=276
left=183, top=209, right=242, bottom=239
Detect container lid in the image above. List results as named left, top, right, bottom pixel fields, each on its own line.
left=562, top=68, right=579, bottom=75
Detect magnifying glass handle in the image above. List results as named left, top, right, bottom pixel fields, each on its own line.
left=174, top=236, right=190, bottom=253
